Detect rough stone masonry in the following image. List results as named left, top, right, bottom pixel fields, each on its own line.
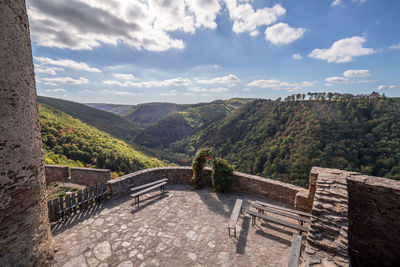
left=0, top=0, right=53, bottom=266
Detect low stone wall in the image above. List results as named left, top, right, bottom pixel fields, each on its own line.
left=106, top=167, right=306, bottom=207
left=231, top=171, right=307, bottom=207
left=347, top=175, right=400, bottom=267
left=45, top=165, right=70, bottom=184
left=70, top=167, right=111, bottom=186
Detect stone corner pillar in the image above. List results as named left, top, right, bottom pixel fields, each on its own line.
left=0, top=0, right=53, bottom=266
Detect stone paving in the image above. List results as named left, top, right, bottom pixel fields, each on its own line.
left=51, top=183, right=303, bottom=267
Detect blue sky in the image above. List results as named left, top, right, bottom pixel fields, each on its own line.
left=28, top=0, right=400, bottom=104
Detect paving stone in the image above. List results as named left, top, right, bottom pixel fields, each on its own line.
left=116, top=260, right=133, bottom=267
left=62, top=255, right=87, bottom=267
left=94, top=241, right=112, bottom=261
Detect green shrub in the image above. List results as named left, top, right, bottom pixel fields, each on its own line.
left=191, top=147, right=213, bottom=189
left=211, top=158, right=233, bottom=192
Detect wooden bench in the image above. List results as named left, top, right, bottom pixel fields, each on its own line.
left=130, top=179, right=168, bottom=207
left=287, top=234, right=302, bottom=267
left=254, top=201, right=311, bottom=218
left=252, top=203, right=311, bottom=225
left=227, top=199, right=243, bottom=237
left=247, top=209, right=308, bottom=234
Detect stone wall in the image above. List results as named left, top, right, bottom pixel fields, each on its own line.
left=70, top=167, right=111, bottom=186
left=107, top=167, right=306, bottom=207
left=301, top=167, right=400, bottom=267
left=45, top=165, right=69, bottom=184
left=0, top=1, right=53, bottom=265
left=347, top=175, right=400, bottom=267
left=301, top=167, right=351, bottom=267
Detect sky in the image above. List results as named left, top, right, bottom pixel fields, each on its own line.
left=27, top=0, right=400, bottom=104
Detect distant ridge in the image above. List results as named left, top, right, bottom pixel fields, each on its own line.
left=38, top=96, right=139, bottom=141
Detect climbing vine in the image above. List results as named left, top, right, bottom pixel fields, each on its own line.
left=191, top=148, right=213, bottom=188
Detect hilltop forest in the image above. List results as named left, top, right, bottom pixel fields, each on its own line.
left=40, top=93, right=400, bottom=187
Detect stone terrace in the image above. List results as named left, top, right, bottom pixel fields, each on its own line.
left=51, top=183, right=304, bottom=267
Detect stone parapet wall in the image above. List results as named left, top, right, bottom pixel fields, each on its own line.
left=70, top=167, right=111, bottom=186
left=107, top=167, right=306, bottom=207
left=347, top=175, right=400, bottom=267
left=231, top=171, right=307, bottom=207
left=45, top=165, right=69, bottom=184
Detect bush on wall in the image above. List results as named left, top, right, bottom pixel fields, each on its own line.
left=191, top=147, right=213, bottom=188
left=211, top=157, right=234, bottom=192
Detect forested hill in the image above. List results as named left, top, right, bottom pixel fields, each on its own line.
left=132, top=98, right=254, bottom=163
left=192, top=96, right=400, bottom=187
left=39, top=104, right=166, bottom=176
left=86, top=98, right=254, bottom=127
left=38, top=96, right=139, bottom=141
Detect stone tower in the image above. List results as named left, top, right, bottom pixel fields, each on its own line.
left=0, top=0, right=53, bottom=266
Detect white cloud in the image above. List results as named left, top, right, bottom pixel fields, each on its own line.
left=102, top=77, right=191, bottom=88
left=102, top=89, right=136, bottom=96
left=188, top=87, right=230, bottom=93
left=265, top=23, right=305, bottom=45
left=331, top=0, right=344, bottom=7
left=309, top=36, right=376, bottom=63
left=45, top=88, right=66, bottom=92
left=224, top=0, right=286, bottom=35
left=112, top=73, right=138, bottom=80
left=34, top=57, right=101, bottom=72
left=301, top=81, right=316, bottom=87
left=247, top=79, right=314, bottom=91
left=389, top=43, right=400, bottom=50
left=42, top=77, right=89, bottom=85
left=325, top=83, right=334, bottom=87
left=292, top=53, right=302, bottom=60
left=326, top=76, right=348, bottom=83
left=343, top=69, right=370, bottom=77
left=27, top=0, right=224, bottom=51
left=187, top=0, right=221, bottom=29
left=197, top=74, right=240, bottom=84
left=35, top=65, right=63, bottom=75
left=378, top=85, right=397, bottom=90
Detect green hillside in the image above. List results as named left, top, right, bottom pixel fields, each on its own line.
left=190, top=95, right=400, bottom=187
left=39, top=104, right=166, bottom=176
left=133, top=99, right=254, bottom=163
left=38, top=96, right=139, bottom=141
left=123, top=102, right=193, bottom=126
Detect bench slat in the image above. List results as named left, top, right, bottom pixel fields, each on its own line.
left=130, top=179, right=168, bottom=192
left=228, top=199, right=243, bottom=229
left=247, top=210, right=308, bottom=232
left=287, top=234, right=302, bottom=267
left=131, top=182, right=167, bottom=198
left=252, top=204, right=311, bottom=223
left=254, top=201, right=311, bottom=217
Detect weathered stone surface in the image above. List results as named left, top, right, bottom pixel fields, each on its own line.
left=50, top=184, right=296, bottom=266
left=0, top=1, right=53, bottom=266
left=347, top=177, right=400, bottom=266
left=301, top=168, right=350, bottom=267
left=70, top=167, right=111, bottom=186
left=45, top=165, right=70, bottom=184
